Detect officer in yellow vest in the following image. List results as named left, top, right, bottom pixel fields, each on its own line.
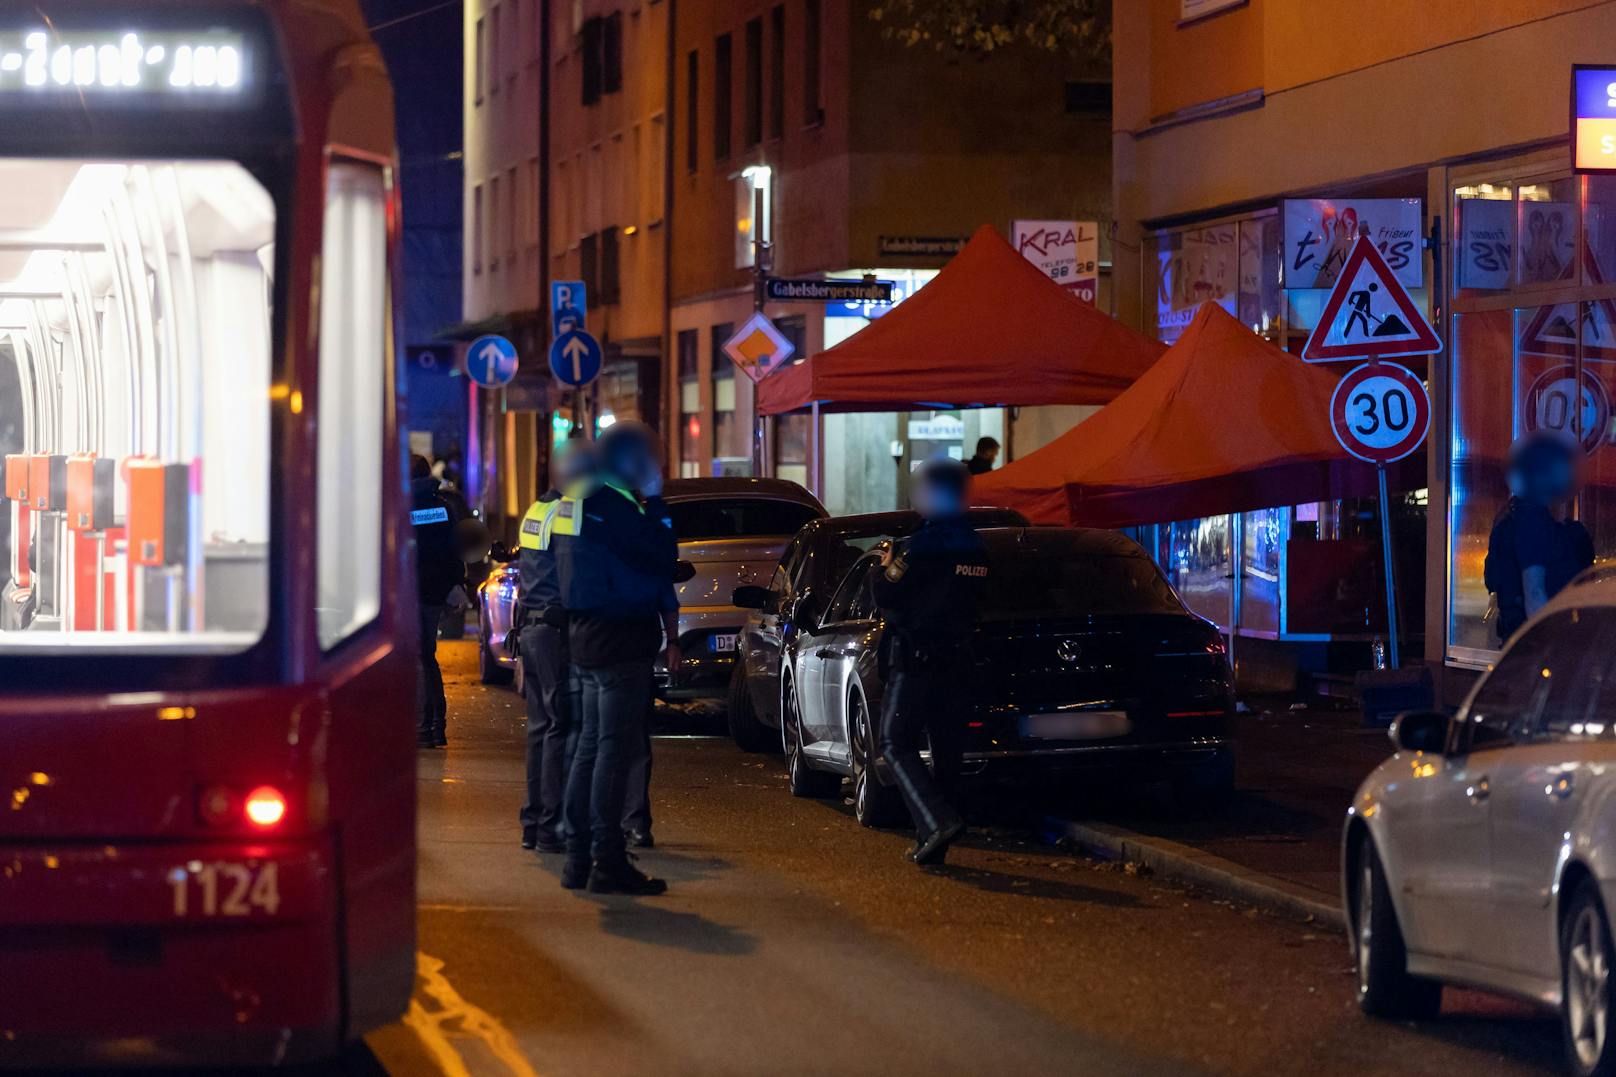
left=516, top=439, right=596, bottom=852
left=552, top=423, right=680, bottom=895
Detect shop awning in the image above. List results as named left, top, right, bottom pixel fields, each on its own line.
left=756, top=225, right=1165, bottom=416
left=971, top=303, right=1422, bottom=527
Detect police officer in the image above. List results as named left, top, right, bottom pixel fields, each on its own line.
left=873, top=458, right=989, bottom=866
left=553, top=423, right=681, bottom=895
left=515, top=439, right=596, bottom=853
left=411, top=454, right=464, bottom=749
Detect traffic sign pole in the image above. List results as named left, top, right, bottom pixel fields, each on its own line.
left=1377, top=462, right=1400, bottom=671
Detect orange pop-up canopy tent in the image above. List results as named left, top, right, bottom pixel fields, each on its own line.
left=971, top=303, right=1420, bottom=527
left=757, top=225, right=1165, bottom=415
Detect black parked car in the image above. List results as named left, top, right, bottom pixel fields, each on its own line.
left=745, top=527, right=1235, bottom=827
left=725, top=507, right=1029, bottom=750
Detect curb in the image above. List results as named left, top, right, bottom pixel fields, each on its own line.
left=1053, top=818, right=1346, bottom=931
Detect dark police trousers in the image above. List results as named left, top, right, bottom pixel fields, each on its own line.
left=417, top=604, right=447, bottom=742
left=878, top=638, right=968, bottom=838
left=520, top=623, right=579, bottom=840
left=564, top=659, right=653, bottom=862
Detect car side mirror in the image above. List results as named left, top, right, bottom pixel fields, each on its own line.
left=1390, top=710, right=1449, bottom=754
left=674, top=559, right=698, bottom=584
left=732, top=585, right=772, bottom=610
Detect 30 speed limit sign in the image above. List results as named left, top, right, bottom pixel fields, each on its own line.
left=1329, top=361, right=1431, bottom=464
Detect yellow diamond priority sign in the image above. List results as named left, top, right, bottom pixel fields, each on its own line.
left=722, top=312, right=796, bottom=383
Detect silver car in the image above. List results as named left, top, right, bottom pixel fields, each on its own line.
left=1344, top=568, right=1616, bottom=1076
left=658, top=478, right=826, bottom=699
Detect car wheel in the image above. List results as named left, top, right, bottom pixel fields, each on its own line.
left=850, top=691, right=904, bottom=828
left=782, top=677, right=839, bottom=799
left=726, top=662, right=777, bottom=754
left=1353, top=836, right=1442, bottom=1020
left=1562, top=879, right=1616, bottom=1076
left=478, top=630, right=513, bottom=686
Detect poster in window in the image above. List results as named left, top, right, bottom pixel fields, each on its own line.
left=1457, top=198, right=1513, bottom=291
left=1282, top=198, right=1422, bottom=289
left=1011, top=220, right=1100, bottom=304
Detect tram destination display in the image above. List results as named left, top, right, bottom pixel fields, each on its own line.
left=0, top=28, right=248, bottom=97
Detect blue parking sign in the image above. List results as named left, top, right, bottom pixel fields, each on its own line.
left=551, top=280, right=588, bottom=337
left=467, top=335, right=519, bottom=388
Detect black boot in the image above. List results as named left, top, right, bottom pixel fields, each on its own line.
left=533, top=830, right=565, bottom=854
left=560, top=857, right=591, bottom=890
left=625, top=828, right=655, bottom=849
left=521, top=827, right=537, bottom=850
left=588, top=855, right=667, bottom=895
left=908, top=817, right=965, bottom=866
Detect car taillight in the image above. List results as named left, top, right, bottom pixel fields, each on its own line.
left=1205, top=636, right=1227, bottom=655
left=244, top=786, right=288, bottom=828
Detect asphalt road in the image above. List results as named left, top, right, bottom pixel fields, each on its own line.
left=330, top=641, right=1567, bottom=1077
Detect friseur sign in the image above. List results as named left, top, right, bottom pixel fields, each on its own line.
left=764, top=277, right=895, bottom=304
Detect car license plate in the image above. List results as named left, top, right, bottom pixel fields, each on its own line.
left=1018, top=711, right=1131, bottom=741
left=709, top=633, right=738, bottom=653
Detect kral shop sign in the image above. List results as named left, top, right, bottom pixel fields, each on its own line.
left=1012, top=220, right=1099, bottom=304
left=1282, top=198, right=1422, bottom=289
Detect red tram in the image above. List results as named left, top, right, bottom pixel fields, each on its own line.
left=0, top=1, right=416, bottom=1065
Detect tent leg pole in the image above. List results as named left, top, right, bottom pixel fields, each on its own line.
left=810, top=400, right=821, bottom=499
left=1378, top=464, right=1401, bottom=670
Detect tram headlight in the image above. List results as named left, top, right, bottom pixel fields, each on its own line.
left=243, top=786, right=288, bottom=829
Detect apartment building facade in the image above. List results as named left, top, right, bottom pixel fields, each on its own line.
left=1111, top=0, right=1616, bottom=699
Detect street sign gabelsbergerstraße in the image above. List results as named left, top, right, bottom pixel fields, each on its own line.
left=764, top=277, right=894, bottom=304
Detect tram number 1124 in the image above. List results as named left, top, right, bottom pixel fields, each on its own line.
left=169, top=861, right=281, bottom=918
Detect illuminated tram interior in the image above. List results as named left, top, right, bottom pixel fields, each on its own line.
left=0, top=160, right=273, bottom=651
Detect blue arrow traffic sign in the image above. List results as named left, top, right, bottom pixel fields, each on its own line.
left=549, top=329, right=602, bottom=387
left=466, top=334, right=519, bottom=388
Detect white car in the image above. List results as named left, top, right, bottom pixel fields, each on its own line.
left=1343, top=567, right=1616, bottom=1076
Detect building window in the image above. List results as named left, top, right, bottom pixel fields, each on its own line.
left=743, top=17, right=763, bottom=148
left=712, top=322, right=752, bottom=468
left=803, top=0, right=822, bottom=126
left=475, top=17, right=486, bottom=104
left=600, top=226, right=620, bottom=304
left=1446, top=171, right=1616, bottom=662
left=773, top=316, right=809, bottom=486
left=489, top=173, right=501, bottom=269
left=506, top=165, right=518, bottom=267
left=648, top=113, right=667, bottom=224
left=714, top=32, right=732, bottom=160
left=769, top=5, right=785, bottom=140
left=490, top=3, right=502, bottom=92
left=582, top=16, right=603, bottom=105
left=685, top=50, right=699, bottom=172
left=678, top=329, right=701, bottom=479
left=604, top=12, right=623, bottom=94
left=527, top=155, right=541, bottom=249
left=581, top=231, right=598, bottom=298
left=472, top=183, right=484, bottom=274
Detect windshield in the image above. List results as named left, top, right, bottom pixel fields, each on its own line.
left=0, top=159, right=274, bottom=654
left=666, top=498, right=820, bottom=540
left=981, top=552, right=1184, bottom=620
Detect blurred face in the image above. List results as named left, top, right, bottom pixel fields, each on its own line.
left=984, top=445, right=1000, bottom=464
left=551, top=441, right=594, bottom=488
left=911, top=477, right=964, bottom=519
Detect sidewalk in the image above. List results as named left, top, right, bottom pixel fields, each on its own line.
left=1055, top=702, right=1395, bottom=926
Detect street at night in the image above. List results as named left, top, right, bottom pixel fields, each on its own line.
left=10, top=1, right=1616, bottom=1074
left=317, top=642, right=1557, bottom=1077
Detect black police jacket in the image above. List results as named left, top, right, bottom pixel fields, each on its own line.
left=871, top=514, right=989, bottom=645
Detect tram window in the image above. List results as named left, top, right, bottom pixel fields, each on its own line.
left=316, top=163, right=387, bottom=650
left=0, top=159, right=273, bottom=652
